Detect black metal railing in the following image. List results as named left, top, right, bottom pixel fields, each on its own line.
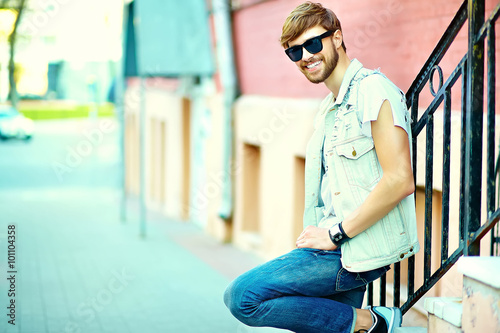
left=368, top=0, right=500, bottom=314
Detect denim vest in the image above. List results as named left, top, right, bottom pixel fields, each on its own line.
left=303, top=60, right=420, bottom=272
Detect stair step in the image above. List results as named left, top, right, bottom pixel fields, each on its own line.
left=395, top=327, right=427, bottom=333
left=457, top=257, right=500, bottom=333
left=457, top=256, right=500, bottom=289
left=424, top=297, right=462, bottom=328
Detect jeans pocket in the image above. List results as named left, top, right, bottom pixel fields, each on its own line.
left=336, top=266, right=389, bottom=292
left=358, top=265, right=390, bottom=284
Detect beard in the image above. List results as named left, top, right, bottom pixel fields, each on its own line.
left=302, top=47, right=339, bottom=84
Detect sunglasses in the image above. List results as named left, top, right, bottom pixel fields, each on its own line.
left=285, top=30, right=333, bottom=62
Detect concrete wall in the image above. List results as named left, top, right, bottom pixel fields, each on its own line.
left=232, top=95, right=319, bottom=258
left=190, top=93, right=231, bottom=241
left=124, top=81, right=190, bottom=220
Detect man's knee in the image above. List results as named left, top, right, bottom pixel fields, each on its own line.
left=223, top=277, right=262, bottom=324
left=224, top=279, right=246, bottom=316
left=223, top=280, right=235, bottom=309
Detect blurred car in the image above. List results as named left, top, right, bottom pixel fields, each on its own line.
left=0, top=105, right=34, bottom=140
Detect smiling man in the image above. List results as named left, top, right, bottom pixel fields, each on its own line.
left=224, top=2, right=419, bottom=333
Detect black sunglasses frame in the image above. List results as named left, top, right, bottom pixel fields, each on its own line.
left=285, top=30, right=334, bottom=62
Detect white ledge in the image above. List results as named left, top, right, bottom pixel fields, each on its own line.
left=457, top=256, right=500, bottom=289
left=395, top=327, right=427, bottom=333
left=424, top=297, right=462, bottom=327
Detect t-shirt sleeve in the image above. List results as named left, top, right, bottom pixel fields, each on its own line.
left=357, top=74, right=410, bottom=138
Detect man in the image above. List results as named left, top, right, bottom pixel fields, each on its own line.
left=224, top=2, right=419, bottom=332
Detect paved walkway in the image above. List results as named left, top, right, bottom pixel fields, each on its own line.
left=0, top=119, right=283, bottom=333
left=0, top=188, right=285, bottom=333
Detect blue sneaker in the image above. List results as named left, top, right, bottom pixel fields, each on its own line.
left=366, top=306, right=402, bottom=333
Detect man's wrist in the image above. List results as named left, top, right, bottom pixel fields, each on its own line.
left=328, top=222, right=351, bottom=247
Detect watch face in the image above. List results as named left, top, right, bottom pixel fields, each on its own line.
left=329, top=225, right=346, bottom=246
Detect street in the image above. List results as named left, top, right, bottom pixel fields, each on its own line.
left=0, top=119, right=277, bottom=333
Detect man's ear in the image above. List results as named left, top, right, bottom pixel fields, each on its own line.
left=332, top=29, right=343, bottom=50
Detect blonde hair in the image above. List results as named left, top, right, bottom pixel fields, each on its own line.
left=280, top=2, right=346, bottom=51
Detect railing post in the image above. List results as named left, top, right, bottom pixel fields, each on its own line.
left=464, top=0, right=485, bottom=256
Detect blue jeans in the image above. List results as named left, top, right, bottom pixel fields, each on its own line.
left=224, top=248, right=389, bottom=333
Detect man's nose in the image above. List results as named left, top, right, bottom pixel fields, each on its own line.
left=302, top=47, right=314, bottom=61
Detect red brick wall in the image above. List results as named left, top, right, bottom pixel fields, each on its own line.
left=232, top=0, right=499, bottom=110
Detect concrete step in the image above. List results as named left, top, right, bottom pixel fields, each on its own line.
left=424, top=297, right=462, bottom=333
left=457, top=256, right=500, bottom=290
left=457, top=257, right=500, bottom=333
left=395, top=327, right=427, bottom=333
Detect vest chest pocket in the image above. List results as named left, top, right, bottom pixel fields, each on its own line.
left=335, top=137, right=381, bottom=190
left=332, top=107, right=363, bottom=140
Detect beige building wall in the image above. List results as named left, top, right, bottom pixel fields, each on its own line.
left=232, top=95, right=320, bottom=259
left=124, top=85, right=191, bottom=221
left=193, top=93, right=232, bottom=241
left=123, top=84, right=230, bottom=238
left=409, top=110, right=500, bottom=301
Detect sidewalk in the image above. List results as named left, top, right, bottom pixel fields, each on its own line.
left=0, top=119, right=285, bottom=333
left=0, top=188, right=281, bottom=333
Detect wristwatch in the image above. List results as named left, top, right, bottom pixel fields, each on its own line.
left=328, top=223, right=351, bottom=247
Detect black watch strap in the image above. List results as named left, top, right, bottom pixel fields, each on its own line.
left=328, top=223, right=351, bottom=247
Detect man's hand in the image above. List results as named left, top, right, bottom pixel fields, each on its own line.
left=296, top=226, right=337, bottom=250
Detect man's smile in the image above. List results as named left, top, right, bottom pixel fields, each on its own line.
left=305, top=60, right=322, bottom=71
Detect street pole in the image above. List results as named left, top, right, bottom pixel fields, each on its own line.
left=139, top=76, right=147, bottom=238
left=213, top=0, right=238, bottom=222
left=118, top=0, right=127, bottom=224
